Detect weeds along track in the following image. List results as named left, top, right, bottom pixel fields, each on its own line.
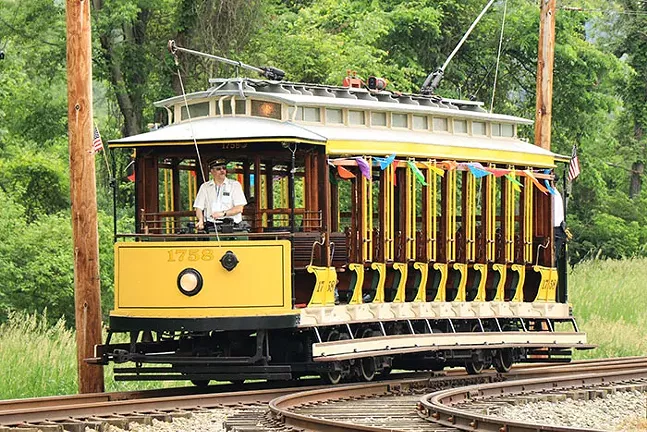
left=1, top=358, right=646, bottom=432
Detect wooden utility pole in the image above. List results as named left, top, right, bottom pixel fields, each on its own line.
left=534, top=0, right=556, bottom=150
left=66, top=0, right=104, bottom=393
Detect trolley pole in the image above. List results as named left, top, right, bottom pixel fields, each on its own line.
left=66, top=0, right=105, bottom=393
left=534, top=0, right=556, bottom=151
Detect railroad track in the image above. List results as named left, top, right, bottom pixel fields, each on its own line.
left=418, top=366, right=647, bottom=431
left=269, top=357, right=647, bottom=432
left=1, top=358, right=646, bottom=431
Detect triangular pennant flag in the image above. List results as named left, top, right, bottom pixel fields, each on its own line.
left=505, top=170, right=523, bottom=192
left=428, top=164, right=445, bottom=177
left=407, top=160, right=428, bottom=186
left=543, top=169, right=557, bottom=195
left=373, top=154, right=396, bottom=170
left=438, top=160, right=458, bottom=171
left=486, top=167, right=509, bottom=177
left=466, top=162, right=492, bottom=179
left=337, top=165, right=356, bottom=179
left=355, top=157, right=371, bottom=179
left=523, top=170, right=549, bottom=194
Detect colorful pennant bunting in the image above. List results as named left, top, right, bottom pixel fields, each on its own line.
left=487, top=167, right=509, bottom=177
left=438, top=160, right=458, bottom=171
left=337, top=165, right=356, bottom=179
left=465, top=162, right=492, bottom=179
left=505, top=170, right=523, bottom=192
left=407, top=160, right=427, bottom=186
left=428, top=164, right=445, bottom=177
left=543, top=169, right=557, bottom=195
left=373, top=154, right=396, bottom=170
left=523, top=170, right=549, bottom=194
left=354, top=157, right=371, bottom=179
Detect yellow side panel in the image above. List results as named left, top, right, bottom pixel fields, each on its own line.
left=492, top=263, right=506, bottom=301
left=307, top=266, right=337, bottom=307
left=452, top=262, right=467, bottom=302
left=348, top=263, right=365, bottom=305
left=412, top=262, right=428, bottom=303
left=432, top=263, right=448, bottom=302
left=533, top=265, right=558, bottom=302
left=371, top=262, right=387, bottom=303
left=391, top=262, right=408, bottom=303
left=510, top=264, right=525, bottom=302
left=473, top=263, right=488, bottom=302
left=114, top=240, right=293, bottom=317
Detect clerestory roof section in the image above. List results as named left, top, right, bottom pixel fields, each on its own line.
left=152, top=78, right=532, bottom=126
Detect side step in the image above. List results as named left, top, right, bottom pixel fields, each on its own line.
left=113, top=365, right=293, bottom=381
left=312, top=331, right=590, bottom=362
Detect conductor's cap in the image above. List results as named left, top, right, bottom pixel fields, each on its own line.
left=208, top=158, right=228, bottom=169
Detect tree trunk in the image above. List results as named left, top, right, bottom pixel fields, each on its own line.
left=92, top=0, right=145, bottom=137
left=630, top=161, right=644, bottom=198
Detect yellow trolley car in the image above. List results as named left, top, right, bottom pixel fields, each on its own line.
left=92, top=75, right=589, bottom=385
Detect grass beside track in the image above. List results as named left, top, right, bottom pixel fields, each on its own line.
left=0, top=258, right=643, bottom=397
left=568, top=258, right=647, bottom=360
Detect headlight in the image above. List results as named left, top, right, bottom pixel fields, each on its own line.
left=177, top=268, right=203, bottom=296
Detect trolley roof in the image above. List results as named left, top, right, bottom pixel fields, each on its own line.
left=110, top=78, right=567, bottom=166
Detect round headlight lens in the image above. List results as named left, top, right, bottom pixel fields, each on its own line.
left=177, top=268, right=203, bottom=296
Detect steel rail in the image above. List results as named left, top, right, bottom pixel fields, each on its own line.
left=2, top=358, right=646, bottom=430
left=268, top=357, right=647, bottom=432
left=0, top=387, right=308, bottom=426
left=0, top=380, right=313, bottom=416
left=0, top=372, right=427, bottom=427
left=418, top=365, right=647, bottom=432
left=269, top=375, right=487, bottom=432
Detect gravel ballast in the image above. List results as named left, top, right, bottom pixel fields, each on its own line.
left=492, top=390, right=647, bottom=431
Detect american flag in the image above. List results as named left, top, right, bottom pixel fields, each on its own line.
left=92, top=126, right=104, bottom=153
left=567, top=145, right=580, bottom=181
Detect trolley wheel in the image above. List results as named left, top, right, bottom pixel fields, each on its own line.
left=323, top=362, right=342, bottom=385
left=493, top=349, right=514, bottom=373
left=191, top=379, right=210, bottom=388
left=322, top=330, right=343, bottom=384
left=465, top=357, right=485, bottom=375
left=359, top=357, right=376, bottom=382
left=465, top=361, right=484, bottom=375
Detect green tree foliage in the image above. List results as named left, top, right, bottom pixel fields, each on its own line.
left=0, top=189, right=116, bottom=324
left=0, top=151, right=69, bottom=216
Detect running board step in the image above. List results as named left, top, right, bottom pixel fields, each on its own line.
left=312, top=332, right=589, bottom=362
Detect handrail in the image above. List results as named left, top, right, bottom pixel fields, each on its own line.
left=115, top=232, right=291, bottom=240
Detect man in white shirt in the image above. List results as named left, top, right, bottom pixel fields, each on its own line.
left=194, top=158, right=247, bottom=231
left=552, top=174, right=566, bottom=259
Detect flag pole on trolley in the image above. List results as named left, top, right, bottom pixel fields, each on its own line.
left=564, top=144, right=580, bottom=219
left=567, top=145, right=581, bottom=183
left=93, top=123, right=113, bottom=179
